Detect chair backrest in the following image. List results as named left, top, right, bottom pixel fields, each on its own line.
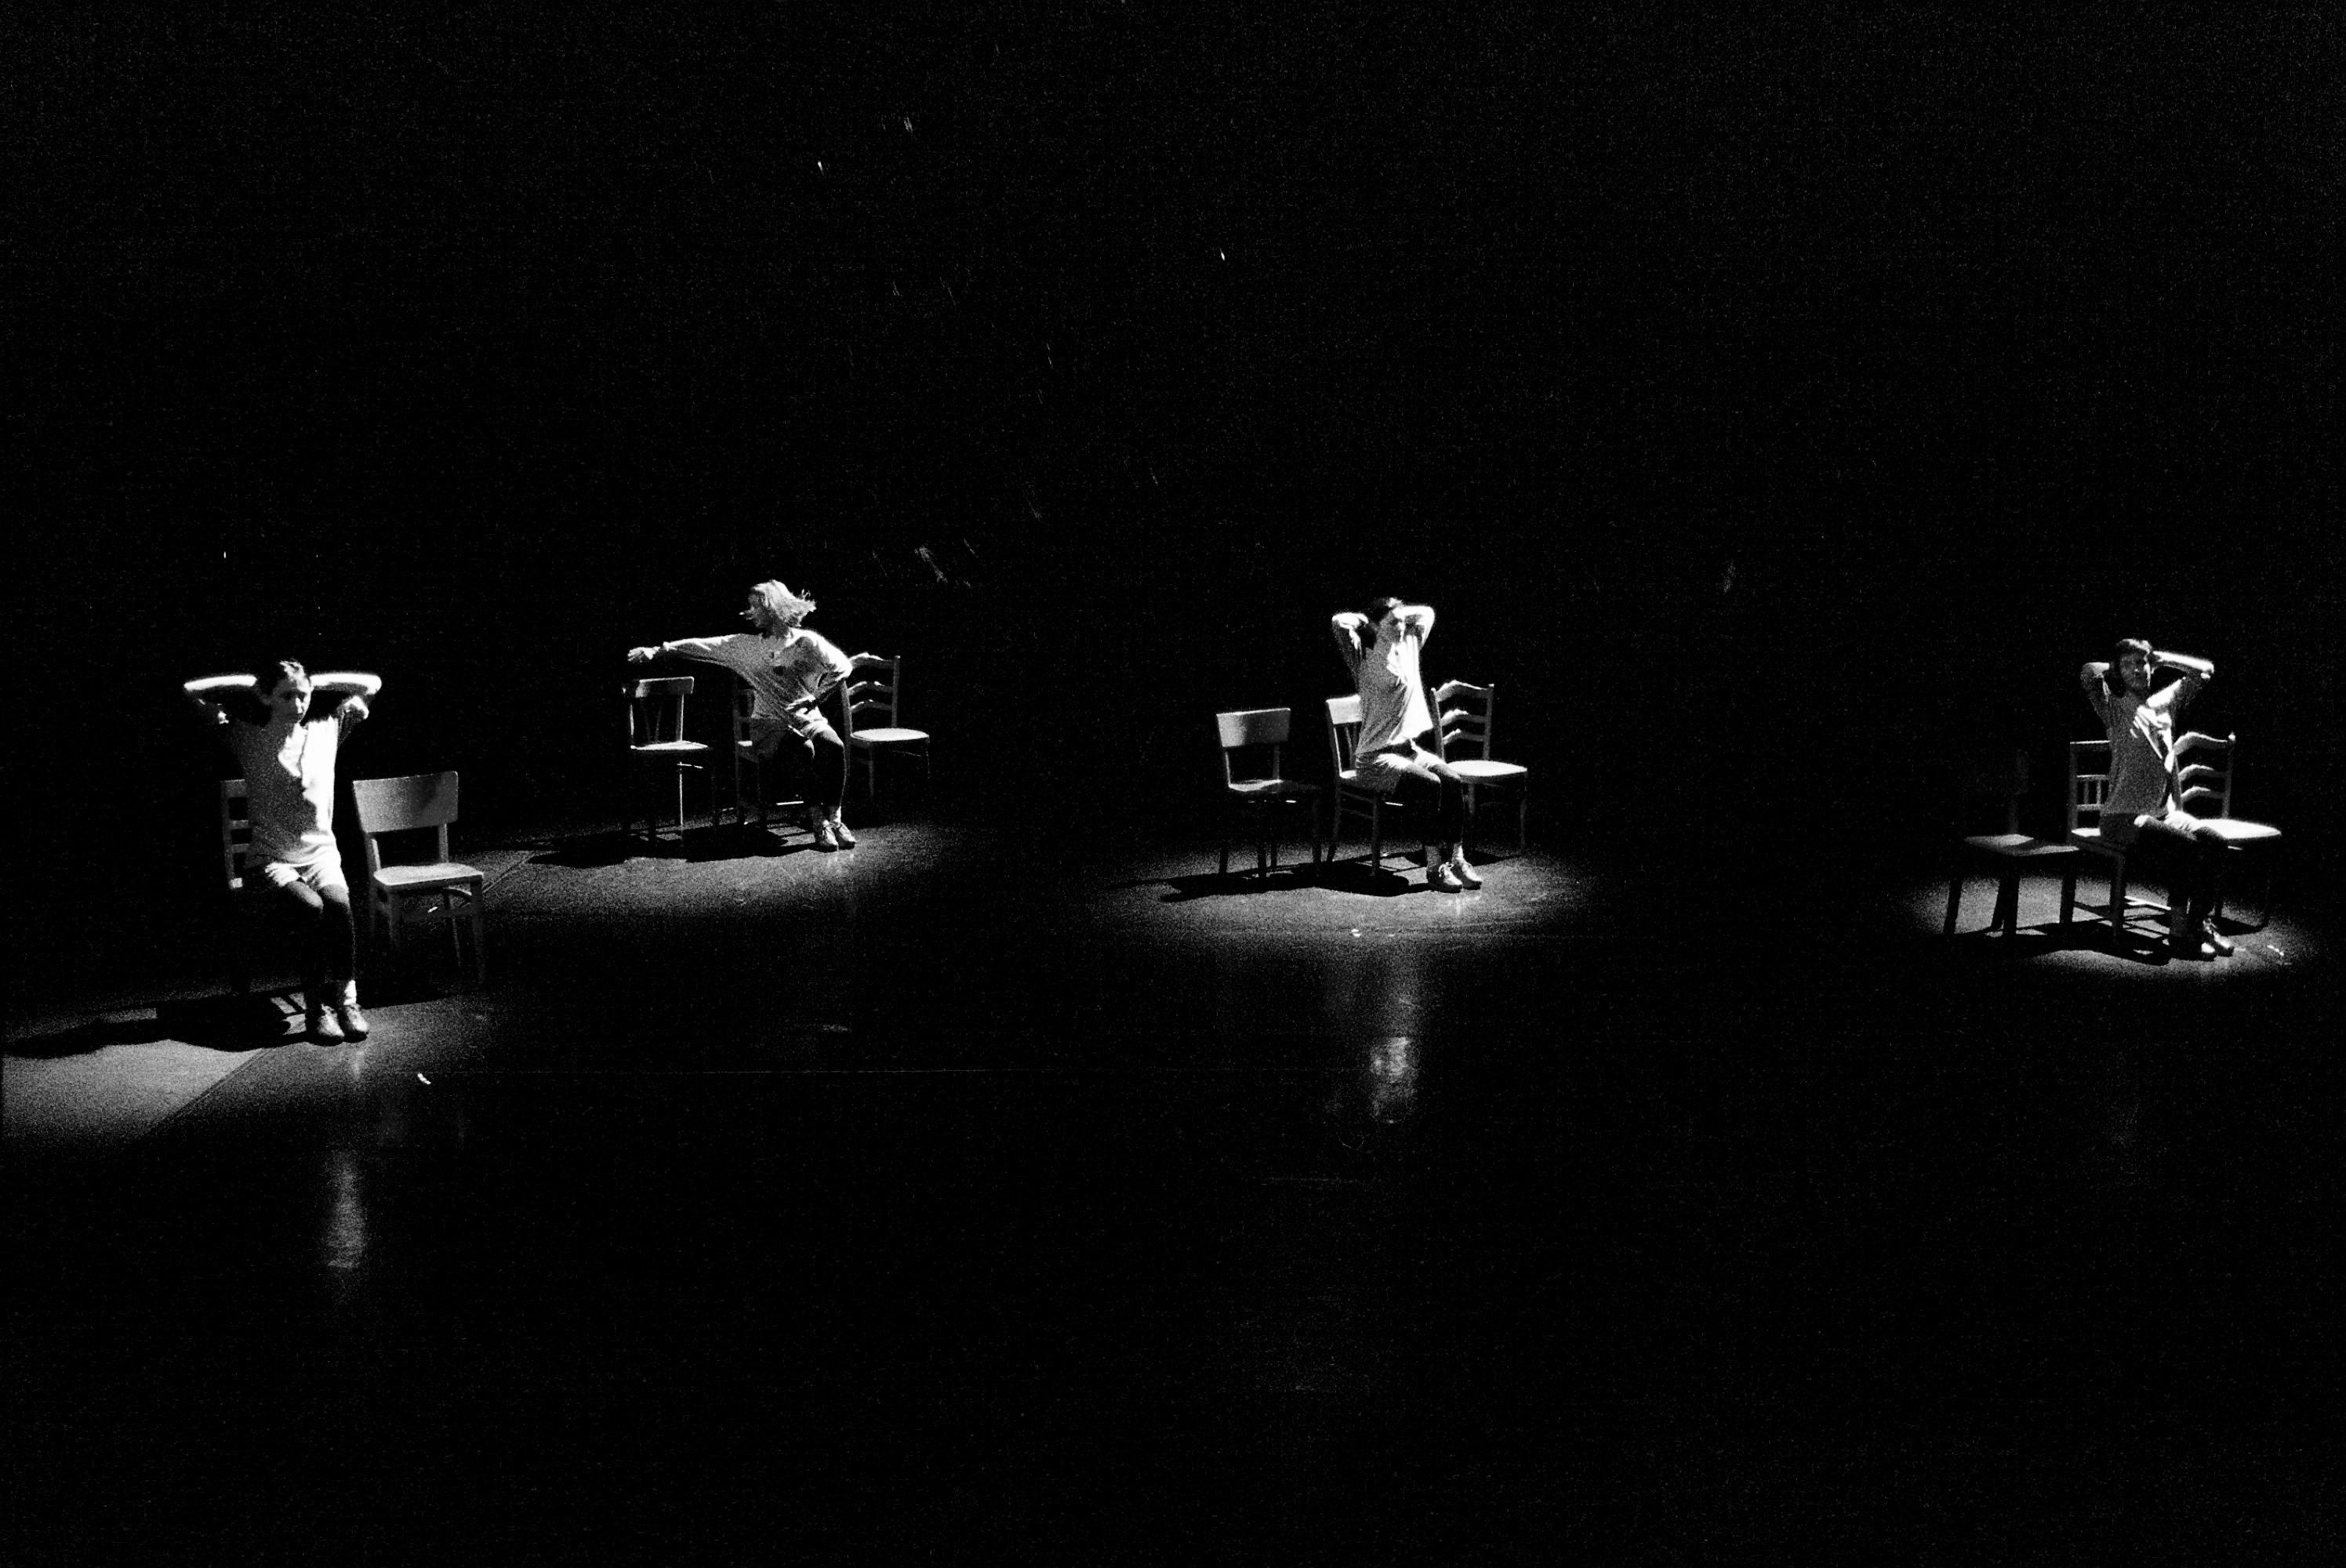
left=1324, top=695, right=1364, bottom=777
left=2066, top=739, right=2112, bottom=836
left=220, top=778, right=253, bottom=893
left=624, top=676, right=695, bottom=747
left=1216, top=707, right=1291, bottom=788
left=842, top=654, right=903, bottom=737
left=352, top=772, right=459, bottom=869
left=732, top=676, right=757, bottom=750
left=2174, top=731, right=2237, bottom=818
left=1956, top=749, right=2031, bottom=836
left=1433, top=680, right=1498, bottom=763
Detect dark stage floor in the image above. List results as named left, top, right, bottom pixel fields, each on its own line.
left=7, top=797, right=2339, bottom=1563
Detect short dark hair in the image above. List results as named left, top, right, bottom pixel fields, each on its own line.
left=1364, top=597, right=1404, bottom=629
left=2113, top=638, right=2152, bottom=666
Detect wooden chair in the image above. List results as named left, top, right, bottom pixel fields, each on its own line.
left=2068, top=739, right=2203, bottom=948
left=1215, top=708, right=1324, bottom=881
left=351, top=772, right=487, bottom=987
left=2173, top=731, right=2284, bottom=931
left=1324, top=695, right=1431, bottom=872
left=1942, top=749, right=2080, bottom=937
left=210, top=779, right=303, bottom=1022
left=728, top=675, right=812, bottom=835
left=1433, top=679, right=1531, bottom=852
left=623, top=676, right=714, bottom=842
left=841, top=654, right=932, bottom=799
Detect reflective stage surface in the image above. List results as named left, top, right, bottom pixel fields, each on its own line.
left=9, top=810, right=2339, bottom=1562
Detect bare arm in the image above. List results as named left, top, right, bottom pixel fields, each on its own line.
left=184, top=673, right=254, bottom=724
left=309, top=671, right=383, bottom=698
left=1399, top=604, right=1435, bottom=642
left=1330, top=612, right=1369, bottom=666
left=2077, top=662, right=2112, bottom=719
left=2152, top=650, right=2213, bottom=716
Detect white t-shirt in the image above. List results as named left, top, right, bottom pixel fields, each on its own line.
left=2084, top=674, right=2200, bottom=846
left=660, top=629, right=855, bottom=736
left=227, top=697, right=369, bottom=868
left=1335, top=610, right=1436, bottom=756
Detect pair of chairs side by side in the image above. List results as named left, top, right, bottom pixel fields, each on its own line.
left=1323, top=681, right=1531, bottom=871
left=218, top=771, right=486, bottom=993
left=623, top=655, right=931, bottom=842
left=2065, top=732, right=2282, bottom=942
left=1945, top=734, right=2282, bottom=945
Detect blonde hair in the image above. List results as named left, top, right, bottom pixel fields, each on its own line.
left=748, top=579, right=816, bottom=627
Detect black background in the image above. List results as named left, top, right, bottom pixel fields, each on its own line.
left=10, top=4, right=2337, bottom=921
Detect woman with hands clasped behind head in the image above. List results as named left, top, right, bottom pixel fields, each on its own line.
left=186, top=659, right=383, bottom=1041
left=1331, top=597, right=1480, bottom=893
left=2078, top=638, right=2230, bottom=960
left=628, top=579, right=858, bottom=848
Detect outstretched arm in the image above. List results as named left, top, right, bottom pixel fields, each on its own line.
left=630, top=636, right=736, bottom=666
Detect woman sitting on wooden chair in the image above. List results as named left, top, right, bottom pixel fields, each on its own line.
left=1331, top=597, right=1480, bottom=893
left=627, top=579, right=858, bottom=849
left=186, top=659, right=383, bottom=1040
left=2078, top=638, right=2229, bottom=959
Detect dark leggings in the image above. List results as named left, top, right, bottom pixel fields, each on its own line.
left=267, top=877, right=357, bottom=996
left=1391, top=757, right=1469, bottom=848
left=2128, top=818, right=2228, bottom=927
left=761, top=729, right=847, bottom=815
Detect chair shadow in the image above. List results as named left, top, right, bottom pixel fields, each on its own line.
left=1153, top=858, right=1416, bottom=902
left=1945, top=920, right=2108, bottom=964
left=528, top=824, right=809, bottom=868
left=9, top=995, right=299, bottom=1059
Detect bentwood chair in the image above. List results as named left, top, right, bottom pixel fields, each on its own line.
left=1215, top=707, right=1324, bottom=881
left=841, top=655, right=932, bottom=799
left=1324, top=695, right=1433, bottom=873
left=1942, top=749, right=2080, bottom=938
left=351, top=772, right=488, bottom=987
left=1433, top=679, right=1531, bottom=852
left=624, top=677, right=715, bottom=842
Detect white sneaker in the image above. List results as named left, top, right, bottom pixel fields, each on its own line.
left=828, top=813, right=856, bottom=848
left=1449, top=852, right=1483, bottom=889
left=811, top=817, right=840, bottom=851
left=1429, top=860, right=1465, bottom=893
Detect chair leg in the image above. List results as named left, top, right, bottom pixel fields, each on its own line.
left=2058, top=865, right=2077, bottom=929
left=1943, top=866, right=1965, bottom=936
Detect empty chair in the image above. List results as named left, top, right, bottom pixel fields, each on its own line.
left=841, top=654, right=932, bottom=799
left=1324, top=694, right=1431, bottom=872
left=1942, top=749, right=2080, bottom=937
left=623, top=676, right=715, bottom=841
left=351, top=772, right=488, bottom=987
left=2173, top=731, right=2284, bottom=931
left=1215, top=707, right=1325, bottom=881
left=1433, top=679, right=1531, bottom=852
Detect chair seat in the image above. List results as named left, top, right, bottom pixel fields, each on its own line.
left=2197, top=817, right=2282, bottom=844
left=631, top=739, right=710, bottom=756
left=851, top=726, right=929, bottom=745
left=2068, top=827, right=2118, bottom=855
left=1228, top=777, right=1321, bottom=799
left=375, top=862, right=484, bottom=890
left=1962, top=833, right=2079, bottom=860
left=1447, top=759, right=1527, bottom=784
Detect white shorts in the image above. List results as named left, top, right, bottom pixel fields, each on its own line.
left=256, top=855, right=349, bottom=898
